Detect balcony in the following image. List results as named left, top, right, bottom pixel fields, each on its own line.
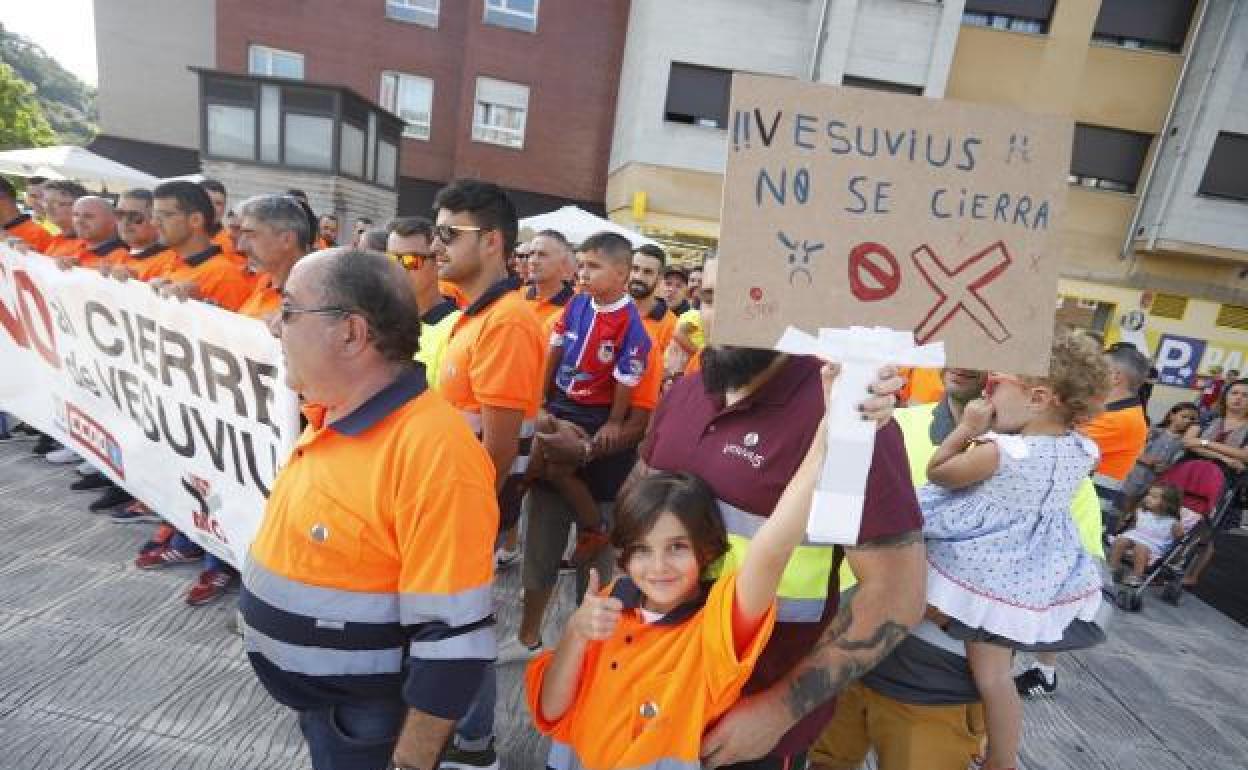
left=193, top=68, right=405, bottom=190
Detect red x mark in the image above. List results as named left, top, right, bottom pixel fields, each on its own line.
left=911, top=241, right=1012, bottom=345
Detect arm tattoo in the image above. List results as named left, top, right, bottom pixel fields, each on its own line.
left=782, top=551, right=916, bottom=718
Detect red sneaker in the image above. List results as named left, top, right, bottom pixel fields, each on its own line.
left=134, top=544, right=202, bottom=570
left=185, top=569, right=234, bottom=606
left=137, top=523, right=176, bottom=556
left=570, top=530, right=610, bottom=566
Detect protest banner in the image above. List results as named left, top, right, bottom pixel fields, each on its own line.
left=715, top=73, right=1073, bottom=375
left=0, top=245, right=300, bottom=566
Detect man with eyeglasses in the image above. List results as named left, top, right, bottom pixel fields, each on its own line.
left=430, top=179, right=545, bottom=770
left=241, top=248, right=500, bottom=770
left=147, top=181, right=253, bottom=312
left=386, top=216, right=459, bottom=390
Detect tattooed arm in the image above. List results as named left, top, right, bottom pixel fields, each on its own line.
left=700, top=529, right=926, bottom=768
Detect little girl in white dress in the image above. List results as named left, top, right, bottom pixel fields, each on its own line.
left=921, top=332, right=1109, bottom=770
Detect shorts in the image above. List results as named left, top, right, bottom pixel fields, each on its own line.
left=547, top=392, right=612, bottom=436
left=809, top=680, right=984, bottom=770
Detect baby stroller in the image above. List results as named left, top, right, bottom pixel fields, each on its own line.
left=1112, top=459, right=1243, bottom=612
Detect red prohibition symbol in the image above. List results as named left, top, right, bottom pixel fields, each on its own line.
left=848, top=242, right=902, bottom=302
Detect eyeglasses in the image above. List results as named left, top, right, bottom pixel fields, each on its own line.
left=983, top=372, right=1025, bottom=397
left=433, top=224, right=488, bottom=244
left=387, top=251, right=430, bottom=270
left=279, top=304, right=352, bottom=324
left=117, top=210, right=148, bottom=225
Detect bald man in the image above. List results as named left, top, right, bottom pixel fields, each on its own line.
left=63, top=197, right=127, bottom=270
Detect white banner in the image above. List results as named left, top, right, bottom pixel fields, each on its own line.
left=0, top=245, right=300, bottom=567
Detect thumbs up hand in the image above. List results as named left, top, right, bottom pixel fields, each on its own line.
left=569, top=568, right=623, bottom=642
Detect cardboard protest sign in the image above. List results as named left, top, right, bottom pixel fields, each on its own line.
left=714, top=73, right=1072, bottom=375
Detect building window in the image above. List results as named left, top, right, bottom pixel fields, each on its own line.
left=841, top=75, right=923, bottom=96
left=206, top=105, right=256, bottom=160
left=472, top=76, right=529, bottom=148
left=1198, top=132, right=1248, bottom=202
left=962, top=0, right=1052, bottom=33
left=1091, top=0, right=1195, bottom=54
left=248, top=45, right=305, bottom=79
left=381, top=72, right=434, bottom=140
left=664, top=63, right=731, bottom=129
left=1068, top=124, right=1152, bottom=194
left=484, top=0, right=539, bottom=33
left=386, top=0, right=438, bottom=26
left=1217, top=304, right=1248, bottom=331
left=1150, top=293, right=1188, bottom=320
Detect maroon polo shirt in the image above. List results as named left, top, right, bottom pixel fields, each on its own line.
left=640, top=354, right=920, bottom=756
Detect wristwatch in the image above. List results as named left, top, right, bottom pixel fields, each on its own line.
left=1202, top=439, right=1210, bottom=448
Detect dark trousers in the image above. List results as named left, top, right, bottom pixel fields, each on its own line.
left=297, top=699, right=406, bottom=770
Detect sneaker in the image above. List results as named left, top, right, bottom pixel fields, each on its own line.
left=138, top=522, right=176, bottom=555
left=495, top=544, right=521, bottom=568
left=439, top=737, right=500, bottom=770
left=1015, top=666, right=1057, bottom=699
left=45, top=447, right=81, bottom=464
left=75, top=461, right=96, bottom=475
left=569, top=530, right=610, bottom=566
left=89, top=485, right=134, bottom=512
left=111, top=502, right=160, bottom=524
left=32, top=435, right=58, bottom=455
left=70, top=472, right=112, bottom=491
left=186, top=569, right=235, bottom=606
left=496, top=635, right=542, bottom=665
left=135, top=544, right=202, bottom=570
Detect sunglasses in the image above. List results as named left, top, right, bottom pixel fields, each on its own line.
left=117, top=210, right=148, bottom=224
left=433, top=224, right=488, bottom=244
left=982, top=373, right=1025, bottom=397
left=387, top=251, right=430, bottom=270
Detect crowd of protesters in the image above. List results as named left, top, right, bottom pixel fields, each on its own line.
left=1, top=171, right=1239, bottom=770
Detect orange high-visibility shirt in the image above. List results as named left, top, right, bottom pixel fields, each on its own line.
left=116, top=243, right=179, bottom=282
left=3, top=214, right=54, bottom=254
left=1080, top=398, right=1148, bottom=481
left=164, top=243, right=255, bottom=312
left=634, top=300, right=677, bottom=411
left=238, top=273, right=281, bottom=321
left=76, top=237, right=129, bottom=269
left=527, top=569, right=775, bottom=770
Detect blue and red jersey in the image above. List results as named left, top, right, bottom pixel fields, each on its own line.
left=551, top=294, right=651, bottom=407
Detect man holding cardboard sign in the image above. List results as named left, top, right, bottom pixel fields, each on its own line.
left=690, top=75, right=1073, bottom=766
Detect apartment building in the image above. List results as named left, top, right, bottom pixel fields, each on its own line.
left=92, top=0, right=629, bottom=219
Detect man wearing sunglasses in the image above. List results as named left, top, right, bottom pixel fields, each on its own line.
left=387, top=216, right=459, bottom=389
left=111, top=189, right=178, bottom=281
left=430, top=180, right=545, bottom=770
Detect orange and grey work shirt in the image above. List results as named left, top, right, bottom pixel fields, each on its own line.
left=76, top=237, right=129, bottom=269
left=439, top=276, right=545, bottom=529
left=163, top=243, right=255, bottom=312
left=117, top=243, right=179, bottom=282
left=526, top=569, right=775, bottom=770
left=238, top=273, right=280, bottom=322
left=3, top=213, right=54, bottom=254
left=241, top=367, right=500, bottom=718
left=634, top=299, right=677, bottom=411
left=45, top=234, right=86, bottom=259
left=525, top=282, right=575, bottom=328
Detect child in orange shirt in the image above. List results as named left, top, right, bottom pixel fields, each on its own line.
left=525, top=367, right=832, bottom=770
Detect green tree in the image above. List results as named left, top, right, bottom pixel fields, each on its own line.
left=0, top=61, right=55, bottom=150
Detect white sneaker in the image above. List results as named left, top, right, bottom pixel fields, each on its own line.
left=45, top=448, right=82, bottom=464
left=76, top=461, right=96, bottom=475
left=496, top=636, right=542, bottom=665
left=495, top=544, right=521, bottom=568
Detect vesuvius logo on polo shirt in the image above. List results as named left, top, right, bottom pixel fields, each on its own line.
left=722, top=431, right=765, bottom=469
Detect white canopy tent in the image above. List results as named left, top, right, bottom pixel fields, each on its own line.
left=0, top=145, right=159, bottom=191
left=519, top=205, right=657, bottom=249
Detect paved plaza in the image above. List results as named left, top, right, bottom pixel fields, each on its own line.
left=0, top=439, right=1246, bottom=770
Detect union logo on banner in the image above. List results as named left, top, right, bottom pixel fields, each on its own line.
left=65, top=402, right=125, bottom=479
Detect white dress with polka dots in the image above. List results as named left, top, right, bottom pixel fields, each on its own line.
left=920, top=432, right=1104, bottom=645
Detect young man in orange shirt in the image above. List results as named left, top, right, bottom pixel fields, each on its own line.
left=149, top=181, right=253, bottom=312
left=39, top=180, right=89, bottom=259
left=630, top=243, right=678, bottom=410
left=431, top=179, right=545, bottom=770
left=111, top=189, right=178, bottom=281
